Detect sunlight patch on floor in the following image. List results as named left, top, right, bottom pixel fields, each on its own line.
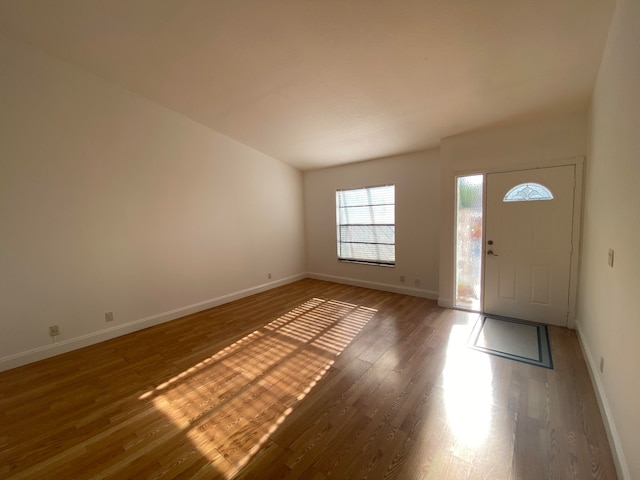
left=442, top=323, right=494, bottom=449
left=139, top=297, right=376, bottom=477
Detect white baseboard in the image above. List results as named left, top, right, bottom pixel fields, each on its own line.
left=575, top=320, right=631, bottom=480
left=0, top=274, right=306, bottom=373
left=437, top=297, right=454, bottom=309
left=307, top=272, right=438, bottom=300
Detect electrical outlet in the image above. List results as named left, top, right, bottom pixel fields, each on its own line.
left=49, top=325, right=60, bottom=336
left=105, top=312, right=114, bottom=322
left=608, top=249, right=614, bottom=268
left=400, top=275, right=405, bottom=283
left=600, top=356, right=605, bottom=373
left=414, top=279, right=421, bottom=287
left=268, top=273, right=272, bottom=279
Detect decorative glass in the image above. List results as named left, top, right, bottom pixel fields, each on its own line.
left=503, top=183, right=553, bottom=202
left=455, top=175, right=483, bottom=310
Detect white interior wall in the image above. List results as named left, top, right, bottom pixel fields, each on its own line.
left=0, top=36, right=306, bottom=370
left=304, top=150, right=440, bottom=298
left=2, top=14, right=636, bottom=478
left=578, top=0, right=640, bottom=477
left=438, top=112, right=588, bottom=310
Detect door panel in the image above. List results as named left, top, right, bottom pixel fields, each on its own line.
left=483, top=166, right=575, bottom=326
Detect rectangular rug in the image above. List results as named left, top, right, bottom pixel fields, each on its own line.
left=468, top=315, right=553, bottom=369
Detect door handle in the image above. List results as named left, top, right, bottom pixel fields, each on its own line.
left=487, top=250, right=499, bottom=256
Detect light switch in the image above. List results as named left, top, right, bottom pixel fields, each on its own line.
left=608, top=249, right=614, bottom=268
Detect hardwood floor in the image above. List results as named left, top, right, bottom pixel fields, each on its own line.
left=0, top=279, right=616, bottom=479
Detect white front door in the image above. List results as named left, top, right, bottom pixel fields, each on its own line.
left=483, top=166, right=575, bottom=326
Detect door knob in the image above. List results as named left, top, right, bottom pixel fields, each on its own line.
left=487, top=250, right=499, bottom=256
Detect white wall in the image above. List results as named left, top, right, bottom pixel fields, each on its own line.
left=0, top=36, right=306, bottom=370
left=304, top=150, right=440, bottom=298
left=438, top=112, right=588, bottom=311
left=578, top=0, right=640, bottom=477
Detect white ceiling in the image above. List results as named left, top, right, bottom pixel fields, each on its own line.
left=0, top=0, right=615, bottom=170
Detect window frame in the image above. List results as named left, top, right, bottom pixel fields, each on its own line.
left=336, top=184, right=396, bottom=267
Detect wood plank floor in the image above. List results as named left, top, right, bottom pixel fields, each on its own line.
left=0, top=279, right=617, bottom=479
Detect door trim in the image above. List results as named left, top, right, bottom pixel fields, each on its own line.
left=452, top=156, right=584, bottom=329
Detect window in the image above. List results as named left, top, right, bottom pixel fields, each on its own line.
left=336, top=184, right=395, bottom=266
left=503, top=183, right=553, bottom=202
left=455, top=175, right=483, bottom=311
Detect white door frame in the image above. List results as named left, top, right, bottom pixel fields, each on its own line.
left=453, top=156, right=584, bottom=329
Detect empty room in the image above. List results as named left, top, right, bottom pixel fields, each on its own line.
left=0, top=1, right=638, bottom=479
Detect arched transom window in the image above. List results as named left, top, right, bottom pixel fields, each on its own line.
left=503, top=183, right=554, bottom=202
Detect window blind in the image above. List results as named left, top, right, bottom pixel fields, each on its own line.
left=336, top=184, right=395, bottom=266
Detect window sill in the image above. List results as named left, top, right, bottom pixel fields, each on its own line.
left=338, top=259, right=395, bottom=268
